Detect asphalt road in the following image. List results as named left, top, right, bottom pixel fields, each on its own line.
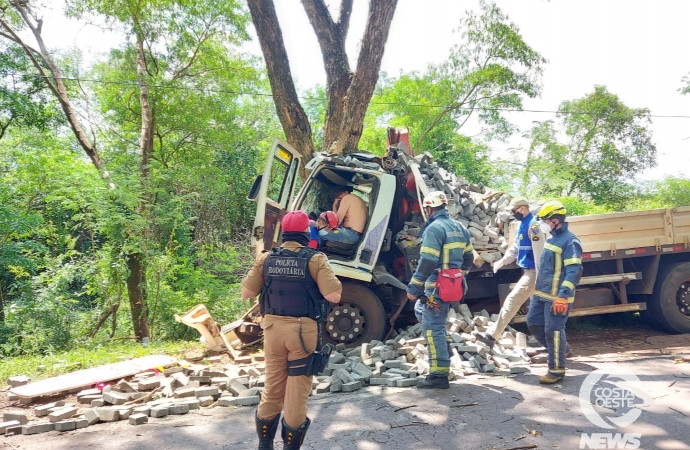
left=3, top=333, right=690, bottom=450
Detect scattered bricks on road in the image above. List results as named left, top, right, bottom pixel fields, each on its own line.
left=341, top=381, right=362, bottom=393
left=115, top=380, right=138, bottom=393
left=329, top=380, right=343, bottom=393
left=202, top=370, right=227, bottom=378
left=185, top=381, right=201, bottom=389
left=246, top=367, right=262, bottom=378
left=8, top=375, right=30, bottom=387
left=77, top=388, right=101, bottom=397
left=54, top=419, right=76, bottom=432
left=314, top=382, right=331, bottom=394
left=0, top=421, right=21, bottom=434
left=138, top=378, right=161, bottom=391
left=78, top=394, right=102, bottom=404
left=233, top=356, right=252, bottom=365
left=5, top=423, right=22, bottom=435
left=510, top=366, right=530, bottom=374
left=84, top=409, right=100, bottom=425
left=195, top=386, right=219, bottom=398
left=198, top=396, right=214, bottom=407
left=22, top=423, right=54, bottom=435
left=150, top=406, right=169, bottom=418
left=482, top=363, right=496, bottom=372
left=333, top=368, right=355, bottom=384
left=189, top=375, right=211, bottom=384
left=352, top=363, right=373, bottom=379
left=386, top=378, right=405, bottom=387
left=91, top=399, right=106, bottom=407
left=252, top=354, right=265, bottom=362
left=173, top=387, right=197, bottom=399
left=164, top=367, right=184, bottom=376
left=328, top=352, right=345, bottom=365
left=34, top=401, right=66, bottom=417
left=227, top=380, right=247, bottom=396
left=169, top=404, right=190, bottom=415
left=48, top=406, right=77, bottom=423
left=103, top=391, right=128, bottom=405
left=369, top=378, right=388, bottom=386
left=96, top=408, right=121, bottom=422
left=3, top=410, right=28, bottom=424
left=75, top=417, right=89, bottom=429
left=129, top=413, right=148, bottom=425
left=530, top=354, right=548, bottom=364
left=116, top=406, right=133, bottom=420
left=395, top=378, right=418, bottom=387
left=133, top=405, right=151, bottom=416
left=220, top=396, right=260, bottom=407
left=384, top=360, right=402, bottom=369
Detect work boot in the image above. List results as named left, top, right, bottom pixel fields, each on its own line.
left=255, top=412, right=280, bottom=450
left=282, top=417, right=311, bottom=450
left=539, top=370, right=565, bottom=384
left=417, top=373, right=450, bottom=389
left=473, top=331, right=496, bottom=347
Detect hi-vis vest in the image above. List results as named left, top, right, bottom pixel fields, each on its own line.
left=260, top=247, right=327, bottom=320
left=516, top=213, right=539, bottom=269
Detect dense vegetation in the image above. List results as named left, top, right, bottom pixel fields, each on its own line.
left=0, top=0, right=688, bottom=357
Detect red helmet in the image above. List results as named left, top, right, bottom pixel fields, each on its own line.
left=319, top=211, right=339, bottom=228
left=282, top=211, right=310, bottom=232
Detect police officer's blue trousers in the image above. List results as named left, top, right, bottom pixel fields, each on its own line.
left=526, top=297, right=572, bottom=374
left=414, top=299, right=450, bottom=374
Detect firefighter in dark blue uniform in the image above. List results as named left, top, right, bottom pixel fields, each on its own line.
left=242, top=211, right=342, bottom=449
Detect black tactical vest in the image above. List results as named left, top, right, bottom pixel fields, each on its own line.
left=260, top=247, right=327, bottom=320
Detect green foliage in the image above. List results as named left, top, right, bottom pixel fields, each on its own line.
left=360, top=1, right=544, bottom=185
left=520, top=86, right=656, bottom=209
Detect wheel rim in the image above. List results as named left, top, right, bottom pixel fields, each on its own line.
left=326, top=302, right=366, bottom=344
left=676, top=282, right=690, bottom=318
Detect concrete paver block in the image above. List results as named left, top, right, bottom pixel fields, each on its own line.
left=169, top=404, right=189, bottom=415
left=129, top=413, right=148, bottom=425
left=0, top=421, right=21, bottom=434
left=3, top=410, right=28, bottom=424
left=75, top=418, right=89, bottom=429
left=218, top=396, right=260, bottom=407
left=79, top=394, right=102, bottom=404
left=138, top=378, right=161, bottom=391
left=22, top=422, right=54, bottom=435
left=54, top=419, right=76, bottom=432
left=95, top=408, right=120, bottom=422
left=195, top=386, right=219, bottom=398
left=84, top=409, right=100, bottom=425
left=150, top=406, right=169, bottom=418
left=34, top=401, right=66, bottom=417
left=48, top=406, right=77, bottom=423
left=103, top=391, right=128, bottom=405
left=198, top=396, right=214, bottom=407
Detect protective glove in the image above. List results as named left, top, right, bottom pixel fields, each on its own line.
left=552, top=297, right=569, bottom=315
left=492, top=257, right=506, bottom=273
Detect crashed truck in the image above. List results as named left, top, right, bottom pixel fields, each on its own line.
left=215, top=129, right=690, bottom=352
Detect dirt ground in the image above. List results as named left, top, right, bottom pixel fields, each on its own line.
left=2, top=325, right=690, bottom=450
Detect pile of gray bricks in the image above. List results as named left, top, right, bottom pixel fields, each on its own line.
left=309, top=303, right=532, bottom=394
left=394, top=150, right=539, bottom=263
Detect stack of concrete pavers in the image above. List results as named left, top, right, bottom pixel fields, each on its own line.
left=395, top=150, right=540, bottom=262
left=3, top=308, right=539, bottom=437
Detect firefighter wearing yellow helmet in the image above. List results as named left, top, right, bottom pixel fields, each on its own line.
left=526, top=200, right=583, bottom=384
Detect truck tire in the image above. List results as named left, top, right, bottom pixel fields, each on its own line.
left=323, top=283, right=386, bottom=348
left=648, top=261, right=690, bottom=333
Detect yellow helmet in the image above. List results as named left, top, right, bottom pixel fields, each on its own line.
left=537, top=201, right=567, bottom=220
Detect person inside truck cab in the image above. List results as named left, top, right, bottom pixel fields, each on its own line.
left=317, top=185, right=368, bottom=246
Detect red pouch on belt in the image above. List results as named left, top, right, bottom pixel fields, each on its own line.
left=435, top=268, right=464, bottom=302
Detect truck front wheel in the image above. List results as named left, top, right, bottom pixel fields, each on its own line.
left=648, top=261, right=690, bottom=333
left=323, top=283, right=386, bottom=348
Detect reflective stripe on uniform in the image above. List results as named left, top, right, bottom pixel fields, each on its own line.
left=564, top=257, right=581, bottom=266
left=551, top=251, right=562, bottom=296
left=562, top=280, right=575, bottom=291
left=519, top=245, right=533, bottom=250
left=410, top=277, right=424, bottom=286
left=442, top=242, right=466, bottom=269
left=544, top=243, right=562, bottom=254
left=421, top=246, right=440, bottom=258
left=464, top=243, right=474, bottom=254
left=554, top=330, right=560, bottom=368
left=426, top=329, right=438, bottom=371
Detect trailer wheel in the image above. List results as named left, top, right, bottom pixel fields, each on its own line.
left=323, top=283, right=386, bottom=348
left=648, top=262, right=690, bottom=334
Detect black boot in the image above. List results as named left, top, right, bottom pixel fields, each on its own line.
left=416, top=373, right=450, bottom=389
left=256, top=411, right=280, bottom=450
left=282, top=417, right=311, bottom=449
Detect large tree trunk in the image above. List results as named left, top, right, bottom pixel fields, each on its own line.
left=246, top=0, right=316, bottom=159
left=126, top=253, right=149, bottom=339
left=248, top=0, right=397, bottom=157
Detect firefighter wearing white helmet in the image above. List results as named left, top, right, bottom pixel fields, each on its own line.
left=407, top=191, right=474, bottom=389
left=526, top=200, right=583, bottom=384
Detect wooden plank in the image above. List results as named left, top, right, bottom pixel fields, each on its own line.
left=511, top=302, right=646, bottom=324
left=9, top=355, right=176, bottom=399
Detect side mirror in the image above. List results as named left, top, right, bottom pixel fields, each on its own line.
left=247, top=175, right=262, bottom=201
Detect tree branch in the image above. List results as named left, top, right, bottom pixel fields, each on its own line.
left=337, top=0, right=354, bottom=39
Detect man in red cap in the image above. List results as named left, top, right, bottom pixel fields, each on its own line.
left=241, top=210, right=342, bottom=449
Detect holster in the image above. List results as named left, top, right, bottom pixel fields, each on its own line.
left=287, top=343, right=334, bottom=377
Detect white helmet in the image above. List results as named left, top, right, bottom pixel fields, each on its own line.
left=423, top=191, right=448, bottom=208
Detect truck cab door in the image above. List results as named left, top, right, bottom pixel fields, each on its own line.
left=247, top=139, right=302, bottom=255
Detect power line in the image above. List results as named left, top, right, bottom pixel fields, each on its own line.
left=10, top=73, right=690, bottom=119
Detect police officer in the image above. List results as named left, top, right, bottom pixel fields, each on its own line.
left=406, top=191, right=474, bottom=389
left=241, top=210, right=342, bottom=449
left=475, top=197, right=544, bottom=345
left=526, top=201, right=583, bottom=384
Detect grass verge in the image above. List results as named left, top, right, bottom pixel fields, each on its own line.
left=0, top=339, right=207, bottom=389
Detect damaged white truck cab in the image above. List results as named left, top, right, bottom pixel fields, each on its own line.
left=248, top=138, right=408, bottom=346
